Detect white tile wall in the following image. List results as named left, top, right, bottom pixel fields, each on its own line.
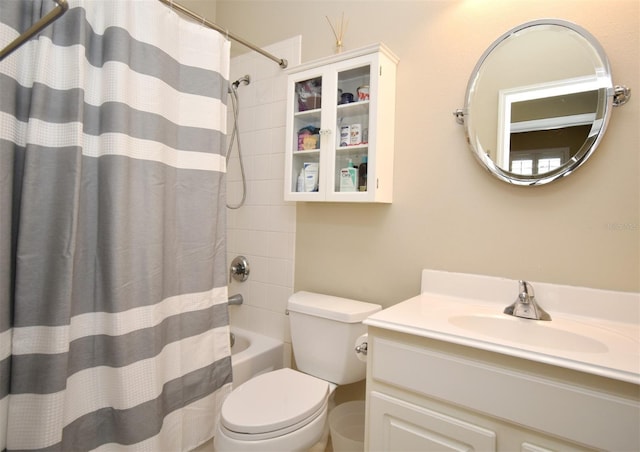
left=226, top=36, right=301, bottom=349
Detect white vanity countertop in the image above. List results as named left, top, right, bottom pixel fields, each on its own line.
left=364, top=270, right=640, bottom=385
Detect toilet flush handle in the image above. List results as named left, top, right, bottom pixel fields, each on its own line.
left=355, top=342, right=368, bottom=356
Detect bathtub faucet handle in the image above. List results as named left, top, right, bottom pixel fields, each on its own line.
left=229, top=256, right=250, bottom=283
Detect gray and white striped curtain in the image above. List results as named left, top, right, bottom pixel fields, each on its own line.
left=0, top=1, right=232, bottom=450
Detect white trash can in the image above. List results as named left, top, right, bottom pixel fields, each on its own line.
left=329, top=400, right=365, bottom=452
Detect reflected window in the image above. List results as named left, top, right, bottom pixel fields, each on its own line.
left=511, top=159, right=533, bottom=175
left=510, top=149, right=566, bottom=175
left=538, top=157, right=562, bottom=173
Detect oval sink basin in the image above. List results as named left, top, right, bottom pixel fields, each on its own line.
left=448, top=314, right=609, bottom=353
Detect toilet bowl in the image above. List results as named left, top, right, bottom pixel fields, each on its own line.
left=215, top=368, right=334, bottom=451
left=214, top=292, right=381, bottom=452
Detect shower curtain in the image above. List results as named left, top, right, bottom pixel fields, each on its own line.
left=0, top=1, right=232, bottom=450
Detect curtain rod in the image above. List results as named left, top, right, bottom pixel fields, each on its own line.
left=157, top=0, right=288, bottom=69
left=0, top=0, right=288, bottom=69
left=0, top=0, right=69, bottom=61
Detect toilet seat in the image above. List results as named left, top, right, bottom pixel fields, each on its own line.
left=220, top=368, right=329, bottom=441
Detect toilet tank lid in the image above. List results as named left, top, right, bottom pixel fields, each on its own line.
left=288, top=291, right=382, bottom=323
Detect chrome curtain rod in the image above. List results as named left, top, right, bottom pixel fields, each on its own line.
left=157, top=0, right=288, bottom=69
left=0, top=0, right=69, bottom=61
left=0, top=0, right=288, bottom=69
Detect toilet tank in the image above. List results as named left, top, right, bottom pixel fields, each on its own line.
left=287, top=291, right=382, bottom=385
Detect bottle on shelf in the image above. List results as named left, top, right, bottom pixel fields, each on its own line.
left=358, top=156, right=368, bottom=191
left=297, top=168, right=304, bottom=192
left=340, top=159, right=358, bottom=192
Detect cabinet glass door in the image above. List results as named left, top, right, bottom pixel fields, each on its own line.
left=291, top=76, right=322, bottom=194
left=334, top=65, right=370, bottom=195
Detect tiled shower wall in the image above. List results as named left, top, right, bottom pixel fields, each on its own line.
left=226, top=36, right=301, bottom=356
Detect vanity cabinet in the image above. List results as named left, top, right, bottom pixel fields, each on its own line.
left=365, top=327, right=640, bottom=451
left=284, top=43, right=397, bottom=202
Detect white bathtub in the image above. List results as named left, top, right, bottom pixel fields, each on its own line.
left=230, top=326, right=284, bottom=388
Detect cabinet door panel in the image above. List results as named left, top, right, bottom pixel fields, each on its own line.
left=521, top=442, right=556, bottom=452
left=286, top=68, right=327, bottom=199
left=371, top=337, right=640, bottom=451
left=369, top=391, right=497, bottom=452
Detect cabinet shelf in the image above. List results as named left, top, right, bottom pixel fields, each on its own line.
left=337, top=144, right=368, bottom=151
left=337, top=100, right=369, bottom=115
left=294, top=109, right=321, bottom=118
left=284, top=43, right=398, bottom=203
left=293, top=149, right=320, bottom=156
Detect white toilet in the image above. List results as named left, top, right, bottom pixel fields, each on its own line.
left=214, top=291, right=381, bottom=451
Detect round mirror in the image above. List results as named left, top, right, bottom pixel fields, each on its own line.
left=462, top=19, right=618, bottom=185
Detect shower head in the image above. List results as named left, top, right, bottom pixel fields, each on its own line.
left=232, top=75, right=251, bottom=89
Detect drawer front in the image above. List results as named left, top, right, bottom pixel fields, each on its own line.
left=369, top=391, right=496, bottom=451
left=371, top=336, right=639, bottom=451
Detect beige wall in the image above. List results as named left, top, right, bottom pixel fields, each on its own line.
left=215, top=0, right=639, bottom=308
left=177, top=0, right=216, bottom=21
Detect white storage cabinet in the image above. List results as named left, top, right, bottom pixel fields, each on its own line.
left=365, top=327, right=640, bottom=451
left=284, top=43, right=398, bottom=203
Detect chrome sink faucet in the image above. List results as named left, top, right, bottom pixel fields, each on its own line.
left=504, top=280, right=551, bottom=321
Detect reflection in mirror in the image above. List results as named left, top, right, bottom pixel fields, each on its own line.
left=499, top=81, right=602, bottom=176
left=459, top=19, right=630, bottom=186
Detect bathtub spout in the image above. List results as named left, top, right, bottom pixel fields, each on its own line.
left=228, top=294, right=243, bottom=305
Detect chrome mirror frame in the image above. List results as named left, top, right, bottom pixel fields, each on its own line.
left=455, top=19, right=630, bottom=186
